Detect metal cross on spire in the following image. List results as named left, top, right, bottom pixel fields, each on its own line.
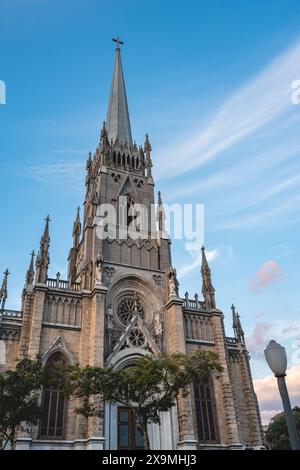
left=112, top=37, right=124, bottom=49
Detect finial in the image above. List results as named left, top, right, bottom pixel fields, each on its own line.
left=144, top=133, right=152, bottom=151
left=158, top=191, right=162, bottom=205
left=112, top=37, right=124, bottom=50
left=43, top=215, right=50, bottom=239
left=0, top=269, right=9, bottom=310
left=201, top=245, right=216, bottom=310
left=25, top=251, right=35, bottom=289
left=231, top=303, right=236, bottom=314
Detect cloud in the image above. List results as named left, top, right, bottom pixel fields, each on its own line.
left=177, top=248, right=218, bottom=279
left=247, top=318, right=300, bottom=359
left=157, top=38, right=300, bottom=179
left=250, top=260, right=284, bottom=292
left=260, top=409, right=283, bottom=427
left=19, top=161, right=85, bottom=189
left=254, top=364, right=300, bottom=425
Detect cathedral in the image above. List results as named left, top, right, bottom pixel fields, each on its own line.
left=0, top=40, right=264, bottom=450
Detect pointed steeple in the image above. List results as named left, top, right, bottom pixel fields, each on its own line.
left=35, top=216, right=50, bottom=284
left=201, top=246, right=216, bottom=310
left=73, top=206, right=81, bottom=248
left=0, top=269, right=9, bottom=311
left=25, top=250, right=35, bottom=289
left=231, top=304, right=245, bottom=343
left=144, top=134, right=153, bottom=178
left=157, top=191, right=166, bottom=234
left=106, top=38, right=133, bottom=146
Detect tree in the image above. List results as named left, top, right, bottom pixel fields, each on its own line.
left=0, top=357, right=44, bottom=449
left=66, top=350, right=222, bottom=449
left=265, top=406, right=300, bottom=450
left=0, top=356, right=63, bottom=450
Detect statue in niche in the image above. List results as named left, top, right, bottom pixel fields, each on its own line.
left=168, top=266, right=179, bottom=297
left=95, top=250, right=104, bottom=284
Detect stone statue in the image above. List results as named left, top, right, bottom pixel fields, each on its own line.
left=95, top=250, right=104, bottom=284
left=168, top=266, right=179, bottom=297
left=154, top=310, right=163, bottom=337
left=106, top=305, right=114, bottom=331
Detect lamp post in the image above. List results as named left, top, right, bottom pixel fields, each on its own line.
left=264, top=340, right=300, bottom=450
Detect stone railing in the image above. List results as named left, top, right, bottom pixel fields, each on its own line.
left=182, top=292, right=205, bottom=310
left=47, top=278, right=81, bottom=292
left=226, top=336, right=238, bottom=345
left=1, top=309, right=23, bottom=319
left=184, top=312, right=214, bottom=342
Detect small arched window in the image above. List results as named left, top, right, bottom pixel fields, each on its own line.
left=194, top=377, right=218, bottom=442
left=126, top=197, right=136, bottom=228
left=40, top=352, right=67, bottom=439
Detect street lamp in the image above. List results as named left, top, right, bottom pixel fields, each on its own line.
left=264, top=340, right=300, bottom=450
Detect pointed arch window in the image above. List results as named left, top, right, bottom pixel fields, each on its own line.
left=127, top=197, right=136, bottom=228
left=40, top=352, right=67, bottom=439
left=194, top=378, right=218, bottom=442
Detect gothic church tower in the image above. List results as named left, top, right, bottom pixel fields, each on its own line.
left=0, top=40, right=264, bottom=450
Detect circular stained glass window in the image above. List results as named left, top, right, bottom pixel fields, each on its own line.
left=117, top=295, right=144, bottom=325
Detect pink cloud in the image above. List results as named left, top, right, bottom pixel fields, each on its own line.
left=254, top=364, right=300, bottom=425
left=247, top=322, right=272, bottom=358
left=247, top=319, right=300, bottom=359
left=260, top=409, right=282, bottom=426
left=251, top=260, right=284, bottom=292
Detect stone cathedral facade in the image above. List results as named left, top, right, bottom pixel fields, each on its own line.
left=0, top=42, right=264, bottom=450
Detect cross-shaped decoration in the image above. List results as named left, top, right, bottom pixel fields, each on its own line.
left=112, top=37, right=124, bottom=49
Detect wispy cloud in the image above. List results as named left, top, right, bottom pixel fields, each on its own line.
left=157, top=39, right=300, bottom=179
left=217, top=192, right=300, bottom=230
left=247, top=318, right=300, bottom=359
left=20, top=161, right=85, bottom=187
left=177, top=248, right=218, bottom=279
left=250, top=260, right=284, bottom=293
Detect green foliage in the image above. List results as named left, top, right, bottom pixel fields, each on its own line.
left=265, top=406, right=300, bottom=450
left=0, top=351, right=222, bottom=450
left=0, top=357, right=43, bottom=449
left=66, top=350, right=222, bottom=449
left=0, top=356, right=67, bottom=450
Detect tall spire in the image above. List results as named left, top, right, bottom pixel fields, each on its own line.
left=231, top=304, right=245, bottom=344
left=73, top=206, right=81, bottom=248
left=25, top=250, right=35, bottom=290
left=201, top=246, right=216, bottom=310
left=144, top=134, right=153, bottom=178
left=0, top=269, right=9, bottom=311
left=106, top=38, right=133, bottom=146
left=156, top=191, right=166, bottom=235
left=35, top=216, right=50, bottom=284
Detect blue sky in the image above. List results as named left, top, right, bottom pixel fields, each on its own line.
left=1, top=0, right=300, bottom=422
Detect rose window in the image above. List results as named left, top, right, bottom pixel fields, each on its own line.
left=128, top=328, right=145, bottom=347
left=117, top=295, right=145, bottom=325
